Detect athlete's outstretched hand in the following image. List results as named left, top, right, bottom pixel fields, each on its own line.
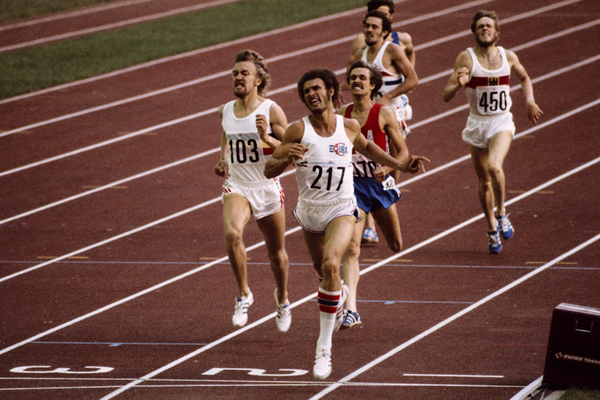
left=402, top=155, right=430, bottom=174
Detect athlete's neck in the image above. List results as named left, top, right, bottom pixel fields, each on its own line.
left=352, top=96, right=374, bottom=114
left=233, top=94, right=264, bottom=117
left=309, top=109, right=337, bottom=137
left=474, top=45, right=499, bottom=61
left=367, top=39, right=385, bottom=56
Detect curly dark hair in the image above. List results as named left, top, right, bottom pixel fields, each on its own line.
left=363, top=10, right=392, bottom=39
left=367, top=0, right=395, bottom=14
left=297, top=68, right=340, bottom=109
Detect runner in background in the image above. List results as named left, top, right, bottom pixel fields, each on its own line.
left=442, top=10, right=543, bottom=253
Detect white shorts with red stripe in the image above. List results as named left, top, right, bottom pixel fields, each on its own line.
left=221, top=176, right=284, bottom=220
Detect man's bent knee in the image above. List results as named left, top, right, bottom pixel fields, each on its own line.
left=225, top=229, right=243, bottom=248
left=345, top=240, right=361, bottom=259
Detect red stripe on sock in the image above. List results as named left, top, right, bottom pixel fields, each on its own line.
left=318, top=291, right=341, bottom=302
left=319, top=304, right=338, bottom=313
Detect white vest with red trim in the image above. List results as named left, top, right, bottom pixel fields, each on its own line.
left=361, top=41, right=405, bottom=111
left=294, top=115, right=354, bottom=202
left=465, top=46, right=512, bottom=117
left=222, top=99, right=276, bottom=183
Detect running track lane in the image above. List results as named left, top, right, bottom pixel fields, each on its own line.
left=1, top=1, right=599, bottom=398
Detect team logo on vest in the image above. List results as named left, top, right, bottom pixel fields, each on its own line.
left=330, top=143, right=348, bottom=156
left=488, top=77, right=499, bottom=86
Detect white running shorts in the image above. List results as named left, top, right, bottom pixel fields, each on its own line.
left=293, top=197, right=360, bottom=234
left=222, top=177, right=284, bottom=220
left=462, top=112, right=515, bottom=148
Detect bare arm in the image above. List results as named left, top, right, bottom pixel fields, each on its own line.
left=507, top=50, right=543, bottom=124
left=256, top=102, right=288, bottom=151
left=442, top=50, right=472, bottom=102
left=378, top=43, right=418, bottom=105
left=214, top=105, right=228, bottom=177
left=397, top=32, right=416, bottom=67
left=349, top=117, right=428, bottom=174
left=268, top=102, right=288, bottom=141
left=377, top=106, right=410, bottom=179
left=264, top=121, right=308, bottom=178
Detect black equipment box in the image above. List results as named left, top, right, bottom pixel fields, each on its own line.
left=543, top=303, right=600, bottom=390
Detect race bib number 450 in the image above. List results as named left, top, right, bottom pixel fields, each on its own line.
left=476, top=85, right=511, bottom=115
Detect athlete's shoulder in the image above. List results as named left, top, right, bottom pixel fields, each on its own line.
left=343, top=115, right=361, bottom=131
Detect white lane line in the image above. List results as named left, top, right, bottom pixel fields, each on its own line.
left=1, top=96, right=598, bottom=283
left=0, top=107, right=219, bottom=176
left=1, top=54, right=597, bottom=227
left=0, top=167, right=294, bottom=283
left=0, top=0, right=155, bottom=30
left=0, top=221, right=299, bottom=356
left=1, top=38, right=597, bottom=183
left=403, top=374, right=504, bottom=378
left=0, top=0, right=243, bottom=53
left=99, top=157, right=600, bottom=399
left=0, top=0, right=483, bottom=135
left=0, top=0, right=387, bottom=104
left=309, top=165, right=600, bottom=399
left=1, top=0, right=583, bottom=106
left=0, top=382, right=523, bottom=391
left=0, top=150, right=220, bottom=225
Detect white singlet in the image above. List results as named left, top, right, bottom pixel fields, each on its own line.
left=361, top=41, right=406, bottom=112
left=465, top=46, right=513, bottom=117
left=221, top=99, right=277, bottom=184
left=294, top=115, right=354, bottom=203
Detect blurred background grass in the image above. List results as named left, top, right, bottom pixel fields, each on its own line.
left=0, top=0, right=116, bottom=23
left=0, top=0, right=365, bottom=99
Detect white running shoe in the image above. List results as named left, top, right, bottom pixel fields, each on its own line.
left=333, top=285, right=349, bottom=332
left=313, top=348, right=332, bottom=380
left=232, top=291, right=253, bottom=328
left=399, top=94, right=412, bottom=120
left=274, top=289, right=291, bottom=333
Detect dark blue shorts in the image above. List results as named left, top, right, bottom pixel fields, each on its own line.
left=353, top=175, right=401, bottom=213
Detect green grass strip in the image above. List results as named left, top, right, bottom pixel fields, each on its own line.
left=0, top=0, right=116, bottom=23
left=0, top=0, right=366, bottom=100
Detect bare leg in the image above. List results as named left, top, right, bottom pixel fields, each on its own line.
left=469, top=146, right=495, bottom=232
left=310, top=216, right=356, bottom=379
left=342, top=209, right=367, bottom=312
left=372, top=203, right=402, bottom=252
left=256, top=208, right=289, bottom=305
left=303, top=230, right=325, bottom=280
left=222, top=193, right=252, bottom=297
left=487, top=130, right=513, bottom=218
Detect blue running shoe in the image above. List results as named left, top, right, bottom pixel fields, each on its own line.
left=361, top=227, right=379, bottom=244
left=340, top=310, right=361, bottom=330
left=496, top=215, right=514, bottom=240
left=488, top=230, right=502, bottom=254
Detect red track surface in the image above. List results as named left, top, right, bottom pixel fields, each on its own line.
left=1, top=0, right=599, bottom=399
